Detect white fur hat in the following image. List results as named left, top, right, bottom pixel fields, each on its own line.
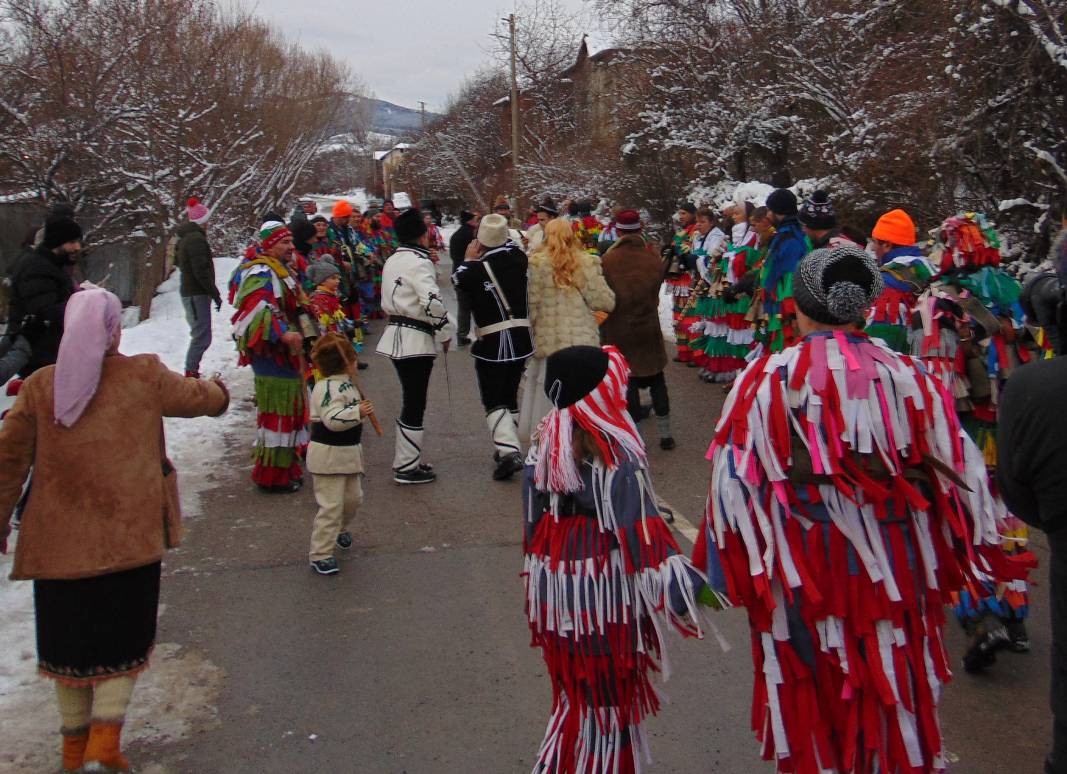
left=477, top=213, right=509, bottom=248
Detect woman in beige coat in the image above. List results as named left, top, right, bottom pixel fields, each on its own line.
left=0, top=288, right=228, bottom=773
left=518, top=218, right=615, bottom=439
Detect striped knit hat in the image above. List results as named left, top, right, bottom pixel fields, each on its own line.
left=535, top=345, right=646, bottom=493
left=259, top=221, right=291, bottom=251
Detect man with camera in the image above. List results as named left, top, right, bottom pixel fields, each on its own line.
left=1000, top=212, right=1067, bottom=774
left=8, top=215, right=82, bottom=376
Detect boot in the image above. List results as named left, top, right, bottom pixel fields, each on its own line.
left=656, top=413, right=675, bottom=450
left=487, top=407, right=523, bottom=480
left=82, top=722, right=130, bottom=773
left=393, top=421, right=435, bottom=484
left=61, top=729, right=89, bottom=773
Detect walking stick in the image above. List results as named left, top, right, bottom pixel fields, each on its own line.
left=348, top=360, right=385, bottom=437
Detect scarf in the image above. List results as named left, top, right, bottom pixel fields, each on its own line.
left=53, top=288, right=122, bottom=427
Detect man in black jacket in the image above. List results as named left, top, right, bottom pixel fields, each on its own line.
left=176, top=197, right=221, bottom=378
left=448, top=209, right=480, bottom=346
left=999, top=283, right=1067, bottom=773
left=452, top=213, right=532, bottom=480
left=8, top=215, right=81, bottom=376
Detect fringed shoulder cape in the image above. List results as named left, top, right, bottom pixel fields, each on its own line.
left=694, top=330, right=1031, bottom=774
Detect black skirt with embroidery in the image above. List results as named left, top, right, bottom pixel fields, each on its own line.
left=33, top=562, right=161, bottom=684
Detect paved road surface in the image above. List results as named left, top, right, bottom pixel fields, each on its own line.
left=129, top=264, right=1052, bottom=773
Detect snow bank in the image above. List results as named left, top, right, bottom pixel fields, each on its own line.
left=688, top=179, right=821, bottom=209
left=0, top=257, right=247, bottom=771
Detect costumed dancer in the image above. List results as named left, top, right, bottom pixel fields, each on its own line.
left=695, top=245, right=1032, bottom=774
left=665, top=202, right=698, bottom=363
left=451, top=213, right=533, bottom=480
left=573, top=200, right=603, bottom=255
left=685, top=208, right=727, bottom=376
left=756, top=189, right=807, bottom=354
left=376, top=207, right=455, bottom=484
left=865, top=209, right=935, bottom=354
left=230, top=221, right=309, bottom=493
left=523, top=344, right=724, bottom=773
left=697, top=205, right=761, bottom=384
left=922, top=212, right=1037, bottom=669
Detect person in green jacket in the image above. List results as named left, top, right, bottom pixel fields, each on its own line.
left=176, top=196, right=222, bottom=377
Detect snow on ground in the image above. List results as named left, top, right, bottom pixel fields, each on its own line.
left=0, top=258, right=246, bottom=773
left=305, top=188, right=370, bottom=216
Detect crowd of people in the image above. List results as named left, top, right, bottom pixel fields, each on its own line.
left=0, top=184, right=1066, bottom=774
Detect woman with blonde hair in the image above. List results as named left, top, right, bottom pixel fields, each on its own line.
left=518, top=217, right=615, bottom=439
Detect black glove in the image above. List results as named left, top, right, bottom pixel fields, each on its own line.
left=213, top=297, right=222, bottom=312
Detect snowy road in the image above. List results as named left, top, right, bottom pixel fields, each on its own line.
left=0, top=253, right=1055, bottom=773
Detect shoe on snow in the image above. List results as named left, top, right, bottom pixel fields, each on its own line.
left=394, top=467, right=436, bottom=485
left=357, top=361, right=369, bottom=370
left=336, top=531, right=353, bottom=550
left=310, top=557, right=339, bottom=575
left=493, top=451, right=524, bottom=481
left=660, top=437, right=676, bottom=451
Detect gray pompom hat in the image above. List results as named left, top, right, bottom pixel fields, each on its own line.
left=793, top=246, right=884, bottom=325
left=307, top=260, right=341, bottom=288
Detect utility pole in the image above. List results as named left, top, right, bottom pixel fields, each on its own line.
left=507, top=13, right=521, bottom=211
left=418, top=100, right=426, bottom=133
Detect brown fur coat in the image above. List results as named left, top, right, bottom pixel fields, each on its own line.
left=0, top=353, right=227, bottom=580
left=600, top=234, right=668, bottom=377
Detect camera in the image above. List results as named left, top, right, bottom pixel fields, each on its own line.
left=1021, top=270, right=1067, bottom=355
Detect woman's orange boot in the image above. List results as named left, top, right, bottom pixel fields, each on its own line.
left=61, top=728, right=89, bottom=773
left=81, top=722, right=130, bottom=773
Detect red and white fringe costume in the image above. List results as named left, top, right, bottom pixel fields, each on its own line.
left=523, top=346, right=725, bottom=773
left=694, top=331, right=1031, bottom=774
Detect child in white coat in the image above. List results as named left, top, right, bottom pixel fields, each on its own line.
left=307, top=333, right=374, bottom=575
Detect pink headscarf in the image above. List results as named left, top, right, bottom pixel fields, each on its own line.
left=53, top=288, right=122, bottom=427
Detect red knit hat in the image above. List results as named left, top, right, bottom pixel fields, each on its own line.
left=616, top=209, right=642, bottom=232
left=871, top=209, right=916, bottom=246
left=332, top=199, right=353, bottom=218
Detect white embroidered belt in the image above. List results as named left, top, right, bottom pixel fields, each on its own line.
left=477, top=318, right=531, bottom=337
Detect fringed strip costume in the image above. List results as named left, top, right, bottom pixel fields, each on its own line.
left=523, top=345, right=724, bottom=773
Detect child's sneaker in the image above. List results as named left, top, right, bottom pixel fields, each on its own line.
left=310, top=557, right=340, bottom=575
left=336, top=531, right=353, bottom=550
left=1006, top=619, right=1031, bottom=653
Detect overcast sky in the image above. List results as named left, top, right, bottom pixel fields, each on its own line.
left=243, top=0, right=594, bottom=113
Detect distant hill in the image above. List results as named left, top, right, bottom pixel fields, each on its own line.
left=367, top=98, right=440, bottom=137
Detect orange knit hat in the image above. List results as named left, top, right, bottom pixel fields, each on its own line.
left=332, top=199, right=353, bottom=218
left=871, top=209, right=916, bottom=246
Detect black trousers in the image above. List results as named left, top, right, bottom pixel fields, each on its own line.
left=456, top=288, right=472, bottom=339
left=1049, top=530, right=1067, bottom=773
left=392, top=356, right=435, bottom=427
left=474, top=358, right=526, bottom=413
left=626, top=371, right=670, bottom=420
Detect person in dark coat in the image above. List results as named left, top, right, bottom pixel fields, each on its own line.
left=452, top=213, right=532, bottom=480
left=599, top=209, right=674, bottom=450
left=176, top=197, right=220, bottom=378
left=999, top=245, right=1067, bottom=774
left=448, top=210, right=480, bottom=346
left=8, top=215, right=82, bottom=376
